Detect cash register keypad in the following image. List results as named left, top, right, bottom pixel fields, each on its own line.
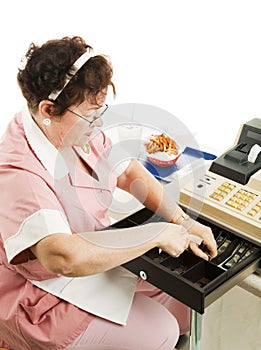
left=210, top=183, right=260, bottom=218
left=248, top=201, right=261, bottom=217
left=209, top=182, right=235, bottom=202
left=226, top=189, right=257, bottom=211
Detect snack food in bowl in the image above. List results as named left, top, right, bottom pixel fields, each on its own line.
left=144, top=133, right=182, bottom=167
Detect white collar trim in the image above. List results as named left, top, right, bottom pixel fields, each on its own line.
left=22, top=106, right=68, bottom=179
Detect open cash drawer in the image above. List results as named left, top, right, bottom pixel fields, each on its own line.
left=110, top=208, right=261, bottom=314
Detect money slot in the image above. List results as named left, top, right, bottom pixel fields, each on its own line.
left=182, top=260, right=227, bottom=293
left=241, top=246, right=258, bottom=260
left=211, top=237, right=240, bottom=265
left=197, top=229, right=232, bottom=262
left=145, top=248, right=169, bottom=263
left=214, top=230, right=229, bottom=248
left=223, top=244, right=260, bottom=277
left=160, top=250, right=202, bottom=275
left=221, top=242, right=250, bottom=269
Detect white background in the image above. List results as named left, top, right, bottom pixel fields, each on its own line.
left=1, top=0, right=261, bottom=154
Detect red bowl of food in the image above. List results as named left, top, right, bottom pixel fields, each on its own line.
left=145, top=133, right=182, bottom=168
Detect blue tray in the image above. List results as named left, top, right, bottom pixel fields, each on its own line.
left=140, top=147, right=216, bottom=181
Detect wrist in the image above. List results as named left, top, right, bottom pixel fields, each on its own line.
left=175, top=213, right=196, bottom=233
left=175, top=213, right=190, bottom=226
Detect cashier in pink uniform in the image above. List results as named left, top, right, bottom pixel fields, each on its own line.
left=0, top=36, right=217, bottom=350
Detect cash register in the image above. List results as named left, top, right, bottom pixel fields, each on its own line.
left=179, top=118, right=261, bottom=245
left=110, top=118, right=261, bottom=349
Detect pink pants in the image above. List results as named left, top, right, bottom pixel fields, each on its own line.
left=66, top=279, right=191, bottom=350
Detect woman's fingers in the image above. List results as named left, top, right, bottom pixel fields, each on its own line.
left=189, top=242, right=209, bottom=261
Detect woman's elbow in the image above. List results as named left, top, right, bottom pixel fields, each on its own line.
left=32, top=234, right=100, bottom=277
left=45, top=255, right=73, bottom=276
left=31, top=235, right=84, bottom=276
left=43, top=249, right=95, bottom=277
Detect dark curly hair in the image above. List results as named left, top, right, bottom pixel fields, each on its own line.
left=17, top=36, right=116, bottom=114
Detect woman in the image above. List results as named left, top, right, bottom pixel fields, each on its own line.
left=0, top=36, right=217, bottom=350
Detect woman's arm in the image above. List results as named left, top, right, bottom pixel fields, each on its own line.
left=117, top=159, right=184, bottom=222
left=30, top=222, right=189, bottom=277
left=117, top=159, right=217, bottom=259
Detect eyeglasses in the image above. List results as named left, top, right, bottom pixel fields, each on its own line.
left=67, top=104, right=108, bottom=126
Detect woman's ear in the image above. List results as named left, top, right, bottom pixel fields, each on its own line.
left=38, top=100, right=55, bottom=118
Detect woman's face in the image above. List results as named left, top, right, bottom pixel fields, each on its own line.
left=66, top=89, right=107, bottom=145
left=39, top=88, right=108, bottom=149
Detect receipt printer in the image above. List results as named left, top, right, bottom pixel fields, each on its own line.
left=210, top=118, right=261, bottom=185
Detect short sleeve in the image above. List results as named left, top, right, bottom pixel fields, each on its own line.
left=0, top=168, right=71, bottom=263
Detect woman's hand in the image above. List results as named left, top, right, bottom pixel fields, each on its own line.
left=185, top=219, right=217, bottom=260
left=156, top=223, right=190, bottom=258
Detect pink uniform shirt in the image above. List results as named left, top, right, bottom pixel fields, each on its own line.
left=0, top=107, right=126, bottom=349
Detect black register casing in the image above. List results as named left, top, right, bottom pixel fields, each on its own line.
left=209, top=118, right=261, bottom=185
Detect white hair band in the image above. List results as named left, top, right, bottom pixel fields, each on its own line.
left=48, top=50, right=93, bottom=101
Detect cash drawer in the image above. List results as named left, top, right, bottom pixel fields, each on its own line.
left=110, top=207, right=261, bottom=314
